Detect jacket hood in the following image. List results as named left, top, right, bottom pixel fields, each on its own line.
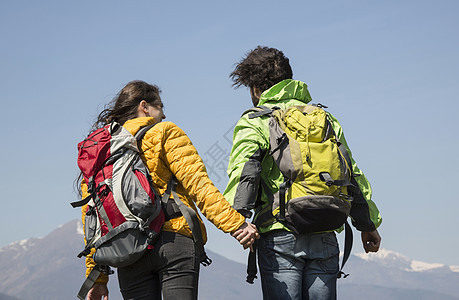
left=123, top=117, right=157, bottom=136
left=258, top=79, right=312, bottom=106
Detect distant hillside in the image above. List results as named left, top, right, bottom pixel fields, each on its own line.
left=0, top=293, right=22, bottom=300
left=0, top=220, right=260, bottom=300
left=0, top=220, right=458, bottom=300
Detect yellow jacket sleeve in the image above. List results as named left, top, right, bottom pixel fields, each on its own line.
left=159, top=122, right=245, bottom=234
left=81, top=180, right=109, bottom=284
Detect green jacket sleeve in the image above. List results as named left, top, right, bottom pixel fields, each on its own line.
left=327, top=113, right=382, bottom=231
left=223, top=115, right=269, bottom=218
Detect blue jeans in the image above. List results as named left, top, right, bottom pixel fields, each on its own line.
left=258, top=230, right=339, bottom=300
left=117, top=231, right=200, bottom=300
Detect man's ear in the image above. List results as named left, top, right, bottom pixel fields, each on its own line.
left=251, top=87, right=262, bottom=99
left=250, top=86, right=262, bottom=106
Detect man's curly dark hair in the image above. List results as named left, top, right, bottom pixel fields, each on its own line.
left=230, top=46, right=293, bottom=93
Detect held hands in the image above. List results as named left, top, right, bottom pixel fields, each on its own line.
left=87, top=283, right=109, bottom=300
left=361, top=229, right=382, bottom=253
left=231, top=221, right=259, bottom=251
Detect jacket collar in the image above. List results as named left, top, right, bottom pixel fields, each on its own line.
left=258, top=79, right=312, bottom=106
left=123, top=117, right=156, bottom=136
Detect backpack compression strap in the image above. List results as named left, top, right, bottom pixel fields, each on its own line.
left=70, top=192, right=93, bottom=208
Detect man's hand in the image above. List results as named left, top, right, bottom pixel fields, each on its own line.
left=87, top=283, right=109, bottom=300
left=361, top=229, right=381, bottom=253
left=231, top=221, right=259, bottom=251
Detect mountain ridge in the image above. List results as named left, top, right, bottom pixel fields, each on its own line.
left=1, top=220, right=458, bottom=300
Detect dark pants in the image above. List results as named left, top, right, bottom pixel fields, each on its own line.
left=118, top=231, right=200, bottom=300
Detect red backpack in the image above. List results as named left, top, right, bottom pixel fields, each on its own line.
left=72, top=122, right=211, bottom=299
left=71, top=122, right=164, bottom=298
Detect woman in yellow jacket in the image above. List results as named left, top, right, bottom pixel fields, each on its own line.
left=80, top=80, right=258, bottom=300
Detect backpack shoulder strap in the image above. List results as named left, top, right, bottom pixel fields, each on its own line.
left=134, top=124, right=157, bottom=152
left=135, top=124, right=156, bottom=141
left=241, top=105, right=275, bottom=119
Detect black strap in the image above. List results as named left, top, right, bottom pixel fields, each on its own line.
left=278, top=179, right=292, bottom=222
left=70, top=193, right=93, bottom=208
left=71, top=177, right=95, bottom=208
left=319, top=172, right=354, bottom=187
left=246, top=241, right=258, bottom=284
left=269, top=132, right=289, bottom=156
left=338, top=220, right=353, bottom=279
left=77, top=246, right=92, bottom=258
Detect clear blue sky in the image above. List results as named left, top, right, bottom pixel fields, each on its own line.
left=1, top=0, right=458, bottom=266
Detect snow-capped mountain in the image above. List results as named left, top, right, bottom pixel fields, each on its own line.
left=339, top=248, right=459, bottom=299
left=0, top=220, right=458, bottom=300
left=354, top=248, right=459, bottom=273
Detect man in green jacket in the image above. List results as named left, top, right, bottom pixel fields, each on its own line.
left=224, top=46, right=382, bottom=300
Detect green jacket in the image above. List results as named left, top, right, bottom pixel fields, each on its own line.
left=223, top=79, right=382, bottom=233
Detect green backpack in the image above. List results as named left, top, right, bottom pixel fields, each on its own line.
left=248, top=104, right=354, bottom=234
left=245, top=104, right=356, bottom=282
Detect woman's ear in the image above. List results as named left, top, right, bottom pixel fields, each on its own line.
left=137, top=100, right=149, bottom=117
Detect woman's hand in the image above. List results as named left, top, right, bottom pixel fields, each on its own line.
left=231, top=221, right=259, bottom=251
left=87, top=283, right=109, bottom=300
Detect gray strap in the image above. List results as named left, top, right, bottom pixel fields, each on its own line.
left=94, top=194, right=113, bottom=231
left=163, top=177, right=212, bottom=266
left=93, top=222, right=138, bottom=248
left=241, top=105, right=273, bottom=119
left=77, top=265, right=101, bottom=300
left=248, top=105, right=273, bottom=119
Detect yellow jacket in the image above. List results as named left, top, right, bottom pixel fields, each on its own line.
left=81, top=117, right=246, bottom=282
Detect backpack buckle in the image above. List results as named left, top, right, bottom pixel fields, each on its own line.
left=319, top=172, right=334, bottom=186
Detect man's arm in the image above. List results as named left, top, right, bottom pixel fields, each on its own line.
left=327, top=112, right=382, bottom=232
left=224, top=116, right=268, bottom=217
